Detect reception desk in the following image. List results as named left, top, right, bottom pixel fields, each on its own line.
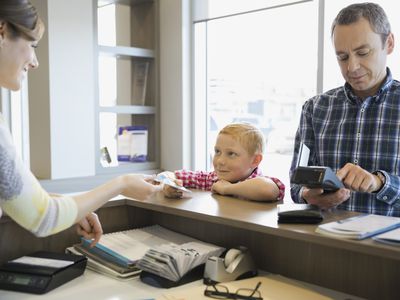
left=1, top=190, right=399, bottom=299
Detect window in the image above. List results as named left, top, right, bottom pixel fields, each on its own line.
left=193, top=0, right=400, bottom=192
left=194, top=0, right=318, bottom=189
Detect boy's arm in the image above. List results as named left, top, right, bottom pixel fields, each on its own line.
left=212, top=177, right=281, bottom=201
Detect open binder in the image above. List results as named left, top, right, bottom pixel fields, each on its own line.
left=68, top=225, right=223, bottom=287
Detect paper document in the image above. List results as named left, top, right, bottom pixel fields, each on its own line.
left=316, top=214, right=400, bottom=239
left=372, top=227, right=400, bottom=246
left=97, top=225, right=197, bottom=262
left=138, top=241, right=224, bottom=282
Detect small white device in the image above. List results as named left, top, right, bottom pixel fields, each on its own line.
left=203, top=246, right=257, bottom=283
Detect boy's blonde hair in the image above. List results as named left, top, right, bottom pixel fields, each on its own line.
left=218, top=123, right=265, bottom=156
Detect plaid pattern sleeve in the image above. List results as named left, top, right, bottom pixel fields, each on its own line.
left=290, top=96, right=317, bottom=204
left=175, top=169, right=217, bottom=191
left=269, top=177, right=285, bottom=201
left=290, top=68, right=400, bottom=216
left=176, top=168, right=285, bottom=199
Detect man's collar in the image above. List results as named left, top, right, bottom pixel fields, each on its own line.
left=344, top=67, right=393, bottom=104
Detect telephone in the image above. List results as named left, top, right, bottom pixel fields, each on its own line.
left=203, top=246, right=257, bottom=284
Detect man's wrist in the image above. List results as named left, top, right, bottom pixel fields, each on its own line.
left=373, top=171, right=386, bottom=193
left=299, top=187, right=308, bottom=203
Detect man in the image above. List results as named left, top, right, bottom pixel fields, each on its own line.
left=290, top=2, right=400, bottom=216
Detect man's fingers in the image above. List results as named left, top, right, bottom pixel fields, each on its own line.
left=305, top=188, right=324, bottom=197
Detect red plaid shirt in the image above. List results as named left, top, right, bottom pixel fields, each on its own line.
left=175, top=168, right=285, bottom=201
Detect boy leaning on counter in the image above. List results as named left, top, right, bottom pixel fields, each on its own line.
left=158, top=123, right=285, bottom=202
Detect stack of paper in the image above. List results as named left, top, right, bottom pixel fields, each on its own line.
left=65, top=225, right=222, bottom=281
left=66, top=246, right=140, bottom=281
left=137, top=241, right=224, bottom=282
left=316, top=214, right=400, bottom=240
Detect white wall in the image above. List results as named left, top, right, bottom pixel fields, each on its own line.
left=30, top=0, right=96, bottom=179
left=159, top=0, right=192, bottom=171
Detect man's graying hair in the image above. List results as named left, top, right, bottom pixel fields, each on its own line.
left=331, top=2, right=391, bottom=47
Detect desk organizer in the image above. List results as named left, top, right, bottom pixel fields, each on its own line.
left=139, top=264, right=205, bottom=288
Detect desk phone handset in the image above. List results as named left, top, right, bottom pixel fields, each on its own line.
left=291, top=166, right=344, bottom=193
left=203, top=246, right=257, bottom=284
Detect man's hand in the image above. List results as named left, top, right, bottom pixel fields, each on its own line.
left=211, top=180, right=232, bottom=195
left=76, top=212, right=103, bottom=247
left=336, top=163, right=383, bottom=192
left=302, top=187, right=350, bottom=210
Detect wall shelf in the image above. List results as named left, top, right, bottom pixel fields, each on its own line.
left=99, top=105, right=156, bottom=114
left=98, top=0, right=153, bottom=8
left=95, top=0, right=159, bottom=175
left=99, top=45, right=154, bottom=58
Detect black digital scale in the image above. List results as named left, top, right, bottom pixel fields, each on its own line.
left=0, top=251, right=87, bottom=294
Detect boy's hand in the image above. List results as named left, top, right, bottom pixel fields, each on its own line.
left=163, top=179, right=184, bottom=198
left=211, top=180, right=232, bottom=195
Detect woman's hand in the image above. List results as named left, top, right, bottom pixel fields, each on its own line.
left=120, top=174, right=162, bottom=200
left=76, top=212, right=103, bottom=247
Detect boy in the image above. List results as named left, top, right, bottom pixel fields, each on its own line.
left=161, top=123, right=285, bottom=201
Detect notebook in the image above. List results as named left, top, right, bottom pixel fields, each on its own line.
left=65, top=246, right=140, bottom=281
left=316, top=214, right=400, bottom=240
left=372, top=227, right=400, bottom=246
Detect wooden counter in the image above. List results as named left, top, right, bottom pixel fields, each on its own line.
left=1, top=190, right=399, bottom=299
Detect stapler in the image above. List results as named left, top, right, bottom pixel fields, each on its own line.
left=203, top=246, right=257, bottom=284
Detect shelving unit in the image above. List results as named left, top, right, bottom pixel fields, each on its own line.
left=94, top=0, right=159, bottom=174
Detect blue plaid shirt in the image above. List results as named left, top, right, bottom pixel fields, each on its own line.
left=290, top=68, right=400, bottom=216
